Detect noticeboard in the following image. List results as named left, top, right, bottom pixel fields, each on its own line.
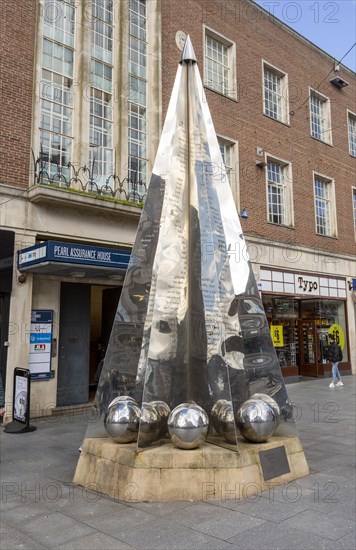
left=29, top=310, right=53, bottom=380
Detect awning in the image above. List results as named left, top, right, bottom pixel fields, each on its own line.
left=17, top=241, right=131, bottom=279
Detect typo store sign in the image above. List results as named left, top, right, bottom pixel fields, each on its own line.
left=296, top=275, right=319, bottom=295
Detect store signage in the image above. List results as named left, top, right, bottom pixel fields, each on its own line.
left=271, top=325, right=284, bottom=347
left=296, top=275, right=319, bottom=295
left=260, top=268, right=347, bottom=299
left=18, top=241, right=130, bottom=270
left=29, top=310, right=53, bottom=380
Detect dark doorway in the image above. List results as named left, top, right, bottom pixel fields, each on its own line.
left=57, top=283, right=91, bottom=406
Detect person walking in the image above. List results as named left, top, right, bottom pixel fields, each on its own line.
left=328, top=334, right=343, bottom=388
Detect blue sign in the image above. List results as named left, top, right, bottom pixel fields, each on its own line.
left=31, top=310, right=53, bottom=323
left=18, top=241, right=130, bottom=270
left=30, top=333, right=52, bottom=343
left=29, top=310, right=53, bottom=380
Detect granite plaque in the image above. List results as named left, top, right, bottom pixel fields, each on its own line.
left=259, top=446, right=290, bottom=480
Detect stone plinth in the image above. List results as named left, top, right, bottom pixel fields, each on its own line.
left=73, top=436, right=309, bottom=502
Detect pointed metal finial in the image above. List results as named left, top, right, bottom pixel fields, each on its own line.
left=180, top=35, right=197, bottom=64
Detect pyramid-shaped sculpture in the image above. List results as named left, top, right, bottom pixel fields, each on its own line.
left=84, top=37, right=296, bottom=450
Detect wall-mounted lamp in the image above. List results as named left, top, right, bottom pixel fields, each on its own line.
left=255, top=160, right=267, bottom=168
left=17, top=273, right=27, bottom=284
left=240, top=208, right=248, bottom=220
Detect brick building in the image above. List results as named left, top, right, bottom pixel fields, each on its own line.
left=0, top=0, right=355, bottom=418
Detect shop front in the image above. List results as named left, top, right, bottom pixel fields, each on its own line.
left=260, top=268, right=350, bottom=379
left=16, top=240, right=131, bottom=410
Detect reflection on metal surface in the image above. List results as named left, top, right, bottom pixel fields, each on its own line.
left=84, top=36, right=297, bottom=451
left=150, top=400, right=171, bottom=437
left=168, top=403, right=209, bottom=449
left=104, top=401, right=140, bottom=443
left=108, top=396, right=138, bottom=408
left=236, top=398, right=277, bottom=443
left=138, top=403, right=162, bottom=447
left=213, top=401, right=237, bottom=444
left=250, top=393, right=281, bottom=426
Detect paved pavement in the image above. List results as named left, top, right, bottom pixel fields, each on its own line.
left=1, top=377, right=355, bottom=549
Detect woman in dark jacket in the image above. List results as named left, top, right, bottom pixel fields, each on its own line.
left=328, top=334, right=343, bottom=388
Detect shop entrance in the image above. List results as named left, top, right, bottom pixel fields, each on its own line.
left=298, top=320, right=320, bottom=377
left=57, top=283, right=121, bottom=407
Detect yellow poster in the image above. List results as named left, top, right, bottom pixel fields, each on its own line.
left=328, top=324, right=345, bottom=350
left=271, top=325, right=284, bottom=347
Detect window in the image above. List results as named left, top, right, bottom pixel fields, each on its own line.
left=43, top=0, right=75, bottom=48
left=35, top=0, right=156, bottom=197
left=348, top=111, right=356, bottom=157
left=204, top=27, right=236, bottom=99
left=263, top=61, right=289, bottom=124
left=353, top=188, right=356, bottom=238
left=90, top=0, right=114, bottom=185
left=40, top=0, right=75, bottom=180
left=218, top=140, right=232, bottom=181
left=310, top=89, right=332, bottom=144
left=266, top=157, right=294, bottom=226
left=313, top=174, right=336, bottom=237
left=128, top=0, right=148, bottom=187
left=217, top=137, right=239, bottom=204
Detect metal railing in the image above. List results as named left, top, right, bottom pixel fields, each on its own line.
left=32, top=151, right=147, bottom=204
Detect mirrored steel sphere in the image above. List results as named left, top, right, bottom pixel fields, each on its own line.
left=138, top=403, right=161, bottom=446
left=108, top=395, right=137, bottom=409
left=150, top=401, right=171, bottom=437
left=236, top=398, right=277, bottom=443
left=104, top=401, right=140, bottom=443
left=211, top=399, right=229, bottom=433
left=250, top=393, right=281, bottom=425
left=215, top=401, right=236, bottom=444
left=168, top=403, right=209, bottom=449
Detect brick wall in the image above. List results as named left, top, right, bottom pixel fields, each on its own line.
left=0, top=1, right=37, bottom=189
left=161, top=0, right=356, bottom=256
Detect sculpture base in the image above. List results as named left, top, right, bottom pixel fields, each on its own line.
left=74, top=436, right=309, bottom=502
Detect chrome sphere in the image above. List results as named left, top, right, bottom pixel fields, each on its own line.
left=236, top=398, right=277, bottom=443
left=150, top=400, right=171, bottom=437
left=108, top=395, right=137, bottom=409
left=211, top=399, right=229, bottom=433
left=104, top=401, right=140, bottom=443
left=138, top=402, right=161, bottom=446
left=215, top=401, right=236, bottom=444
left=250, top=393, right=281, bottom=425
left=168, top=403, right=209, bottom=450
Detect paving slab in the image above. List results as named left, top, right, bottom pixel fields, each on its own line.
left=0, top=376, right=355, bottom=549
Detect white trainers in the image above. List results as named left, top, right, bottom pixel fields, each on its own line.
left=336, top=381, right=344, bottom=386
left=329, top=382, right=335, bottom=388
